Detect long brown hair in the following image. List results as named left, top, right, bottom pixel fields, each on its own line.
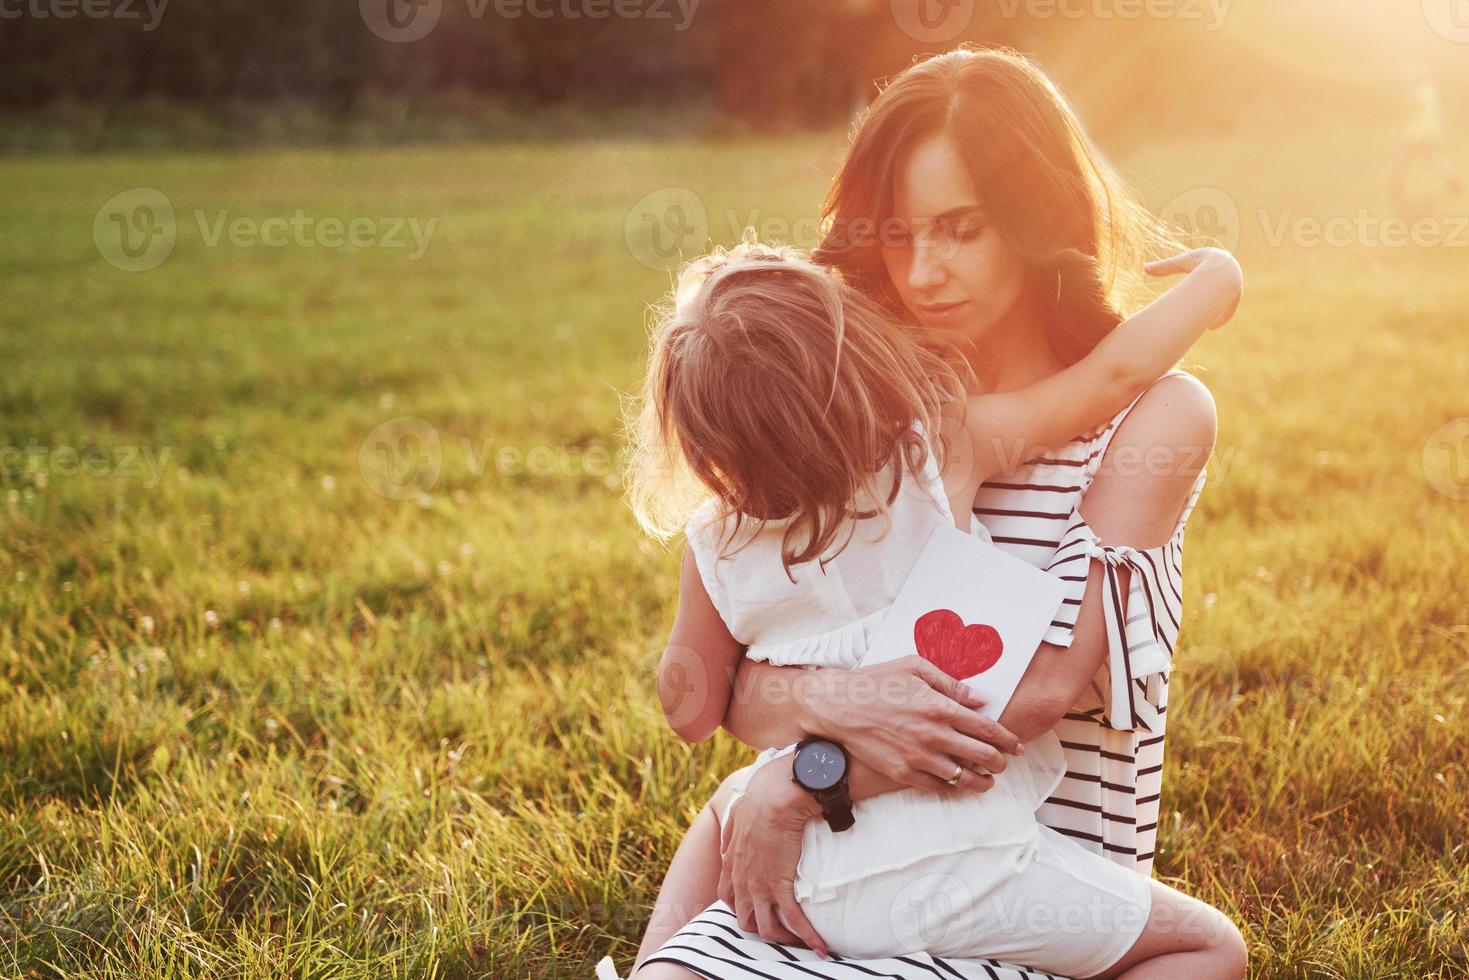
left=625, top=235, right=973, bottom=575
left=815, top=45, right=1177, bottom=364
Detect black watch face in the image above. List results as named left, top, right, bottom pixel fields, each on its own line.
left=794, top=739, right=846, bottom=791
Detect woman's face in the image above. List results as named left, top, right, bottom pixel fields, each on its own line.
left=880, top=133, right=1030, bottom=344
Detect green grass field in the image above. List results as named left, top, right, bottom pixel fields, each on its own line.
left=0, top=123, right=1466, bottom=978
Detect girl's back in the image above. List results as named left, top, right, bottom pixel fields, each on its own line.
left=684, top=421, right=1071, bottom=916
left=683, top=425, right=956, bottom=662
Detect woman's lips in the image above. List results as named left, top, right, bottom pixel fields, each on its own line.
left=916, top=299, right=970, bottom=320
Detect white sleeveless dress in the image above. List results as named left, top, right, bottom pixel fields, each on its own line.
left=676, top=424, right=1152, bottom=973
left=684, top=422, right=1072, bottom=885
left=642, top=370, right=1209, bottom=979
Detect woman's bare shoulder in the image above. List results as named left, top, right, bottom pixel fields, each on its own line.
left=1078, top=374, right=1213, bottom=546
left=1112, top=372, right=1217, bottom=458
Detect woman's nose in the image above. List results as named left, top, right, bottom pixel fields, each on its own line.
left=907, top=242, right=946, bottom=291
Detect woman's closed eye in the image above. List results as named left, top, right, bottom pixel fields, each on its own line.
left=884, top=224, right=914, bottom=249
left=940, top=216, right=986, bottom=242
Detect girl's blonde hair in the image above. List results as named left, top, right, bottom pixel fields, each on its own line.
left=625, top=234, right=973, bottom=576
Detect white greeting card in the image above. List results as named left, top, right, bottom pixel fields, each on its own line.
left=864, top=522, right=1068, bottom=720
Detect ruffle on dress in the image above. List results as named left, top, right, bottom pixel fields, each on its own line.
left=1039, top=505, right=1192, bottom=735
left=744, top=606, right=886, bottom=670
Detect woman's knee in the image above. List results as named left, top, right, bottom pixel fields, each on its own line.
left=1201, top=907, right=1248, bottom=976
left=1110, top=881, right=1245, bottom=977
left=1167, top=896, right=1247, bottom=977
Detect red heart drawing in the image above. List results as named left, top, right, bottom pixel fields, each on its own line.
left=913, top=609, right=1003, bottom=680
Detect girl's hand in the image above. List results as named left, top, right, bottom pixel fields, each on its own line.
left=716, top=761, right=830, bottom=957
left=804, top=655, right=1024, bottom=791
left=1144, top=247, right=1242, bottom=330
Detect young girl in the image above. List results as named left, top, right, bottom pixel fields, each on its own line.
left=623, top=235, right=1244, bottom=978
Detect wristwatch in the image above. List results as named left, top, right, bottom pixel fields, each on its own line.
left=790, top=736, right=855, bottom=832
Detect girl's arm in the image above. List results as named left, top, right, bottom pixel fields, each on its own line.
left=659, top=545, right=745, bottom=742
left=948, top=248, right=1241, bottom=509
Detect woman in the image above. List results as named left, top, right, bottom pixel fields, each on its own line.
left=633, top=45, right=1227, bottom=980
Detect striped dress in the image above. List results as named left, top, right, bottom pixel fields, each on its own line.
left=642, top=370, right=1208, bottom=980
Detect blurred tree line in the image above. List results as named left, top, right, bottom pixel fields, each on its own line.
left=1, top=0, right=1026, bottom=126
left=3, top=0, right=1456, bottom=139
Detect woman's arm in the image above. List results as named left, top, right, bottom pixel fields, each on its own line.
left=659, top=545, right=745, bottom=742
left=998, top=372, right=1218, bottom=741
left=724, top=654, right=1022, bottom=793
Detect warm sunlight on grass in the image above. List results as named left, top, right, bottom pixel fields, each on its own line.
left=1, top=114, right=1466, bottom=976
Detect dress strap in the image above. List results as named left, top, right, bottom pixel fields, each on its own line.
left=913, top=418, right=994, bottom=542
left=911, top=419, right=958, bottom=525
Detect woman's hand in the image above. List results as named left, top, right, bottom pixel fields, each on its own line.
left=803, top=655, right=1025, bottom=793
left=716, top=760, right=830, bottom=957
